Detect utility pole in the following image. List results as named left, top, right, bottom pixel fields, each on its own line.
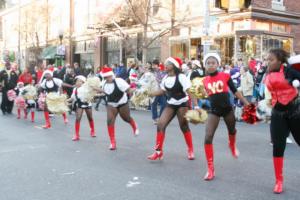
left=202, top=0, right=210, bottom=56
left=18, top=0, right=21, bottom=68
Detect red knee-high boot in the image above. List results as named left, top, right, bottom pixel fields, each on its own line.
left=148, top=132, right=165, bottom=160
left=204, top=144, right=215, bottom=181
left=31, top=111, right=35, bottom=122
left=183, top=131, right=195, bottom=160
left=24, top=109, right=27, bottom=119
left=129, top=119, right=139, bottom=136
left=89, top=120, right=96, bottom=137
left=108, top=125, right=116, bottom=150
left=72, top=121, right=80, bottom=141
left=62, top=113, right=68, bottom=124
left=42, top=111, right=51, bottom=129
left=17, top=109, right=21, bottom=119
left=228, top=131, right=239, bottom=158
left=273, top=157, right=284, bottom=194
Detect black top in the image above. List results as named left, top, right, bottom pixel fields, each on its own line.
left=190, top=69, right=205, bottom=80
left=74, top=88, right=90, bottom=108
left=104, top=80, right=124, bottom=103
left=0, top=70, right=18, bottom=90
left=164, top=74, right=186, bottom=101
left=44, top=80, right=59, bottom=93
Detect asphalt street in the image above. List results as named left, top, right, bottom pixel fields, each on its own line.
left=0, top=106, right=299, bottom=200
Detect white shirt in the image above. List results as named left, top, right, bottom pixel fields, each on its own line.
left=40, top=78, right=63, bottom=92
left=160, top=73, right=191, bottom=105
left=102, top=78, right=130, bottom=107
left=71, top=87, right=92, bottom=107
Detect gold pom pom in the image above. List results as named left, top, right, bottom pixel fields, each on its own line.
left=185, top=109, right=208, bottom=124
left=46, top=92, right=69, bottom=114
left=22, top=85, right=38, bottom=100
left=189, top=77, right=207, bottom=99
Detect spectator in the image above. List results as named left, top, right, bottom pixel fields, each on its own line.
left=248, top=57, right=257, bottom=74
left=18, top=67, right=33, bottom=86
left=73, top=62, right=82, bottom=76
left=151, top=59, right=167, bottom=124
left=114, top=63, right=128, bottom=80
left=239, top=66, right=254, bottom=103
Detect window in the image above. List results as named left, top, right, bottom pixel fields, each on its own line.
left=272, top=0, right=285, bottom=11
left=273, top=0, right=284, bottom=5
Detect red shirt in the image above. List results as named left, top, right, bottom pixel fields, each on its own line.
left=18, top=72, right=32, bottom=85
left=36, top=70, right=44, bottom=83
left=203, top=72, right=231, bottom=96
left=265, top=65, right=298, bottom=106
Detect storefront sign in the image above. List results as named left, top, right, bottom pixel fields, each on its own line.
left=234, top=20, right=251, bottom=31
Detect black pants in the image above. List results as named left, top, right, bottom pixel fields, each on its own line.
left=1, top=90, right=14, bottom=114
left=271, top=102, right=300, bottom=157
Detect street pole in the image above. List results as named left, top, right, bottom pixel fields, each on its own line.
left=203, top=0, right=210, bottom=56
left=18, top=0, right=21, bottom=68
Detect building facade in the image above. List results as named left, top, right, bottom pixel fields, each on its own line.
left=0, top=0, right=300, bottom=70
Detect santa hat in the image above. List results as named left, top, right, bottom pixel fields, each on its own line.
left=203, top=53, right=221, bottom=66
left=129, top=73, right=138, bottom=81
left=75, top=75, right=86, bottom=83
left=288, top=55, right=300, bottom=71
left=100, top=67, right=114, bottom=78
left=39, top=70, right=53, bottom=84
left=17, top=81, right=24, bottom=86
left=165, top=57, right=183, bottom=68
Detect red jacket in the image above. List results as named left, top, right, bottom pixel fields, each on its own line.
left=18, top=72, right=33, bottom=85
left=265, top=65, right=298, bottom=106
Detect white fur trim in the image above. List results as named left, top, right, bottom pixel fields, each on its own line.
left=292, top=80, right=300, bottom=88
left=288, top=55, right=300, bottom=65
left=203, top=53, right=221, bottom=66
left=166, top=57, right=180, bottom=68
left=100, top=71, right=114, bottom=78
left=75, top=75, right=86, bottom=83
left=39, top=70, right=53, bottom=84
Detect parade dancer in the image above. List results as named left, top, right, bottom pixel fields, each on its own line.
left=198, top=53, right=249, bottom=181
left=26, top=98, right=36, bottom=123
left=99, top=67, right=139, bottom=150
left=15, top=82, right=27, bottom=119
left=265, top=49, right=300, bottom=194
left=39, top=70, right=72, bottom=129
left=68, top=75, right=96, bottom=141
left=148, top=57, right=195, bottom=160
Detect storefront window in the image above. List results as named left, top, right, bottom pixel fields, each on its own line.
left=80, top=53, right=94, bottom=69
left=170, top=39, right=189, bottom=59
left=190, top=38, right=202, bottom=60
left=213, top=37, right=234, bottom=65
left=262, top=36, right=293, bottom=55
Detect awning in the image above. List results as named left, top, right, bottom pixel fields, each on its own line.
left=41, top=46, right=57, bottom=59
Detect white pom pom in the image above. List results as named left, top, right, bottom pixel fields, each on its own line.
left=292, top=80, right=300, bottom=88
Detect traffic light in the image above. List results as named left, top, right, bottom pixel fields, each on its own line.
left=215, top=0, right=229, bottom=10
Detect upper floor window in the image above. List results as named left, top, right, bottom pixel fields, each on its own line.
left=273, top=0, right=284, bottom=5
left=272, top=0, right=285, bottom=11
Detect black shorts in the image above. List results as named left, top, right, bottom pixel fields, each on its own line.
left=166, top=102, right=188, bottom=110
left=75, top=102, right=92, bottom=109
left=209, top=106, right=233, bottom=117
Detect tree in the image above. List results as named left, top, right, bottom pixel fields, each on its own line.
left=120, top=0, right=189, bottom=64
left=94, top=0, right=189, bottom=65
left=17, top=0, right=52, bottom=67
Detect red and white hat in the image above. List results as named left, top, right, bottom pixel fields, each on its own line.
left=165, top=57, right=183, bottom=69
left=100, top=67, right=114, bottom=78
left=129, top=73, right=138, bottom=81
left=75, top=75, right=86, bottom=83
left=288, top=55, right=300, bottom=71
